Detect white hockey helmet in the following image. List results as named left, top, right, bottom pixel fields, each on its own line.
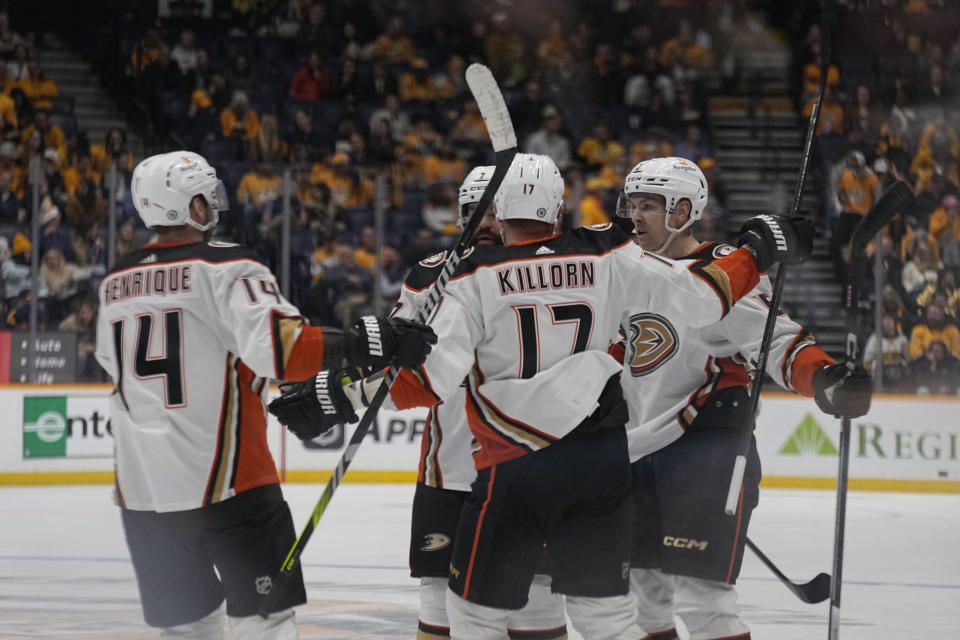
left=131, top=151, right=228, bottom=232
left=457, top=165, right=495, bottom=230
left=616, top=156, right=708, bottom=234
left=494, top=153, right=564, bottom=225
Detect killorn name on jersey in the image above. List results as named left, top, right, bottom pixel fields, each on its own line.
left=496, top=259, right=596, bottom=296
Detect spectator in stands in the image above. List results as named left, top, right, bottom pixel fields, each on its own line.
left=129, top=28, right=162, bottom=75
left=301, top=181, right=336, bottom=237
left=8, top=87, right=31, bottom=135
left=64, top=178, right=105, bottom=233
left=38, top=204, right=73, bottom=260
left=422, top=138, right=465, bottom=186
left=252, top=114, right=288, bottom=163
left=929, top=195, right=960, bottom=267
left=536, top=20, right=567, bottom=68
left=183, top=47, right=212, bottom=95
left=421, top=182, right=458, bottom=239
left=228, top=53, right=257, bottom=99
left=363, top=61, right=398, bottom=103
left=170, top=30, right=198, bottom=74
left=40, top=246, right=90, bottom=323
left=368, top=116, right=398, bottom=168
left=369, top=94, right=409, bottom=143
left=525, top=104, right=573, bottom=171
left=844, top=84, right=885, bottom=143
left=21, top=110, right=64, bottom=151
left=318, top=151, right=373, bottom=209
left=90, top=127, right=133, bottom=173
left=237, top=160, right=281, bottom=217
left=435, top=55, right=468, bottom=100
left=916, top=63, right=954, bottom=110
left=801, top=52, right=840, bottom=103
left=62, top=153, right=98, bottom=196
left=835, top=150, right=878, bottom=263
left=578, top=177, right=611, bottom=227
left=510, top=79, right=546, bottom=139
left=1, top=232, right=30, bottom=303
left=59, top=297, right=98, bottom=377
left=909, top=301, right=960, bottom=360
left=287, top=108, right=325, bottom=164
left=578, top=120, right=625, bottom=170
left=660, top=20, right=715, bottom=81
left=902, top=237, right=941, bottom=298
left=402, top=227, right=437, bottom=267
left=912, top=340, right=960, bottom=395
left=0, top=168, right=24, bottom=223
left=398, top=58, right=439, bottom=102
left=863, top=313, right=912, bottom=393
left=624, top=44, right=676, bottom=108
left=875, top=113, right=914, bottom=176
left=0, top=77, right=17, bottom=138
left=16, top=58, right=58, bottom=111
left=915, top=269, right=960, bottom=321
left=335, top=55, right=362, bottom=104
left=353, top=225, right=378, bottom=270
left=70, top=223, right=104, bottom=272
left=347, top=131, right=370, bottom=168
left=911, top=113, right=959, bottom=192
left=220, top=91, right=260, bottom=157
left=0, top=12, right=26, bottom=60
left=323, top=246, right=374, bottom=327
left=7, top=43, right=28, bottom=81
left=373, top=16, right=416, bottom=65
left=379, top=245, right=405, bottom=306
left=806, top=85, right=844, bottom=137
left=115, top=220, right=140, bottom=259
left=295, top=2, right=337, bottom=58
left=288, top=51, right=332, bottom=102
left=450, top=99, right=487, bottom=148
left=590, top=42, right=623, bottom=106
left=673, top=123, right=711, bottom=163
left=699, top=157, right=729, bottom=234
left=630, top=128, right=674, bottom=166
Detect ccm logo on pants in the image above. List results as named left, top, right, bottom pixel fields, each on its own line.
left=663, top=536, right=709, bottom=551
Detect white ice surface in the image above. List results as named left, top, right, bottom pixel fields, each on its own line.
left=0, top=484, right=957, bottom=638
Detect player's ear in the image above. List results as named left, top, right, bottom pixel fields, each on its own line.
left=675, top=199, right=692, bottom=226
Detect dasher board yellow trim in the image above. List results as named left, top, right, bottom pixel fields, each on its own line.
left=760, top=476, right=960, bottom=494
left=0, top=470, right=419, bottom=486
left=3, top=471, right=958, bottom=493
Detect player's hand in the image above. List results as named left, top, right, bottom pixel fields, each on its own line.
left=738, top=215, right=815, bottom=271
left=269, top=370, right=358, bottom=442
left=812, top=363, right=872, bottom=418
left=347, top=316, right=437, bottom=370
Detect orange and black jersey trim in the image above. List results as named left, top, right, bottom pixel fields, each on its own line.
left=107, top=239, right=264, bottom=276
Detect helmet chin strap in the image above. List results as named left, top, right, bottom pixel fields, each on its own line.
left=653, top=204, right=687, bottom=255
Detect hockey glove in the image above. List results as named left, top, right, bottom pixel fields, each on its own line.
left=738, top=215, right=815, bottom=271
left=812, top=363, right=872, bottom=418
left=269, top=369, right=360, bottom=442
left=347, top=316, right=437, bottom=370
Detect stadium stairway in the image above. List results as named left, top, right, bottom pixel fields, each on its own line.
left=709, top=49, right=846, bottom=358
left=35, top=34, right=140, bottom=155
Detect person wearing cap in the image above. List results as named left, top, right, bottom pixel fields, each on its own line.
left=835, top=149, right=879, bottom=264
left=315, top=151, right=374, bottom=209
left=38, top=200, right=74, bottom=262
left=525, top=103, right=573, bottom=170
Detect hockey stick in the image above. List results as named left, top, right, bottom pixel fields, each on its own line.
left=746, top=538, right=830, bottom=604
left=724, top=0, right=834, bottom=517
left=258, top=64, right=517, bottom=618
left=828, top=179, right=913, bottom=638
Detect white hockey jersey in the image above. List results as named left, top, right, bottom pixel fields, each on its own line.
left=95, top=240, right=328, bottom=512
left=614, top=242, right=835, bottom=462
left=392, top=253, right=476, bottom=492
left=387, top=226, right=762, bottom=469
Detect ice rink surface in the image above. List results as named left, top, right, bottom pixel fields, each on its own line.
left=0, top=483, right=957, bottom=639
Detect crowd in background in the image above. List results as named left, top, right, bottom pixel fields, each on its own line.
left=798, top=0, right=960, bottom=393
left=1, top=0, right=959, bottom=393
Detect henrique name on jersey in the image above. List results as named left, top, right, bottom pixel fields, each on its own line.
left=102, top=263, right=194, bottom=305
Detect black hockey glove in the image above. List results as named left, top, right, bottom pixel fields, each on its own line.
left=738, top=215, right=815, bottom=271
left=346, top=315, right=437, bottom=370
left=812, top=363, right=872, bottom=418
left=269, top=369, right=359, bottom=442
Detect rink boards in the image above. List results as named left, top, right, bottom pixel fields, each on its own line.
left=1, top=385, right=958, bottom=492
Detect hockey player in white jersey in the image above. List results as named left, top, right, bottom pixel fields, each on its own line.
left=269, top=153, right=816, bottom=640
left=93, top=151, right=435, bottom=640
left=397, top=166, right=567, bottom=640
left=612, top=157, right=872, bottom=640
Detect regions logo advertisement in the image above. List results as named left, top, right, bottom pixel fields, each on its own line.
left=21, top=396, right=113, bottom=459
left=778, top=413, right=838, bottom=457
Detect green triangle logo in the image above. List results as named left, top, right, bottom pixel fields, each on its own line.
left=779, top=413, right=838, bottom=456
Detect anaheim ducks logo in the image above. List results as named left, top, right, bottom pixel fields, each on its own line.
left=419, top=251, right=447, bottom=267
left=712, top=244, right=736, bottom=259
left=421, top=533, right=451, bottom=551
left=627, top=313, right=679, bottom=376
